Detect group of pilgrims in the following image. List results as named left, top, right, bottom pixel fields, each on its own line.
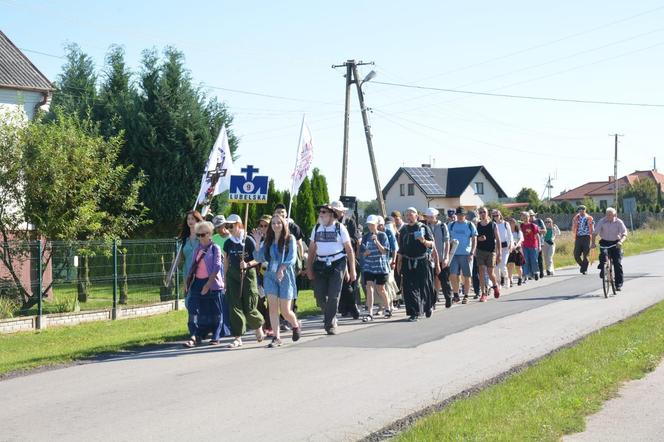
left=179, top=200, right=561, bottom=348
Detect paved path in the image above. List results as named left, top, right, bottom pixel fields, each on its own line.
left=565, top=359, right=664, bottom=442
left=1, top=251, right=663, bottom=441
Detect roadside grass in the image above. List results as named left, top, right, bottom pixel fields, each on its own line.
left=0, top=289, right=320, bottom=376
left=552, top=226, right=664, bottom=269
left=395, top=300, right=664, bottom=442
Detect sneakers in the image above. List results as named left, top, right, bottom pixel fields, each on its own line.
left=408, top=316, right=418, bottom=322
left=445, top=296, right=452, bottom=309
left=362, top=315, right=374, bottom=323
left=479, top=294, right=487, bottom=302
left=384, top=309, right=393, bottom=319
left=425, top=310, right=432, bottom=318
left=500, top=276, right=505, bottom=286
left=517, top=278, right=522, bottom=286
left=493, top=285, right=501, bottom=299
left=292, top=326, right=301, bottom=342
left=534, top=274, right=539, bottom=281
left=267, top=338, right=282, bottom=348
left=325, top=326, right=337, bottom=335
left=616, top=284, right=622, bottom=291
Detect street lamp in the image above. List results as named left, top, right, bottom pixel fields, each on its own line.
left=362, top=70, right=377, bottom=85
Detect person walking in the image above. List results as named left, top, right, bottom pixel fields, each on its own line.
left=178, top=210, right=203, bottom=336
left=425, top=208, right=452, bottom=308
left=529, top=210, right=547, bottom=278
left=506, top=218, right=525, bottom=286
left=397, top=207, right=435, bottom=321
left=247, top=214, right=301, bottom=347
left=520, top=211, right=540, bottom=281
left=572, top=205, right=594, bottom=274
left=332, top=201, right=362, bottom=320
left=183, top=221, right=227, bottom=347
left=542, top=218, right=561, bottom=276
left=492, top=210, right=513, bottom=288
left=306, top=203, right=357, bottom=335
left=449, top=207, right=478, bottom=304
left=251, top=215, right=273, bottom=337
left=475, top=207, right=502, bottom=301
left=378, top=216, right=399, bottom=311
left=360, top=215, right=392, bottom=321
left=223, top=214, right=265, bottom=349
left=211, top=215, right=230, bottom=250
left=592, top=207, right=628, bottom=291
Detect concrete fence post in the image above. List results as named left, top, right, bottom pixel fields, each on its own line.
left=36, top=240, right=43, bottom=330
left=112, top=239, right=119, bottom=320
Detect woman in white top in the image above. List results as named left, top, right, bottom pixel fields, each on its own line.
left=507, top=217, right=525, bottom=286
left=491, top=210, right=513, bottom=288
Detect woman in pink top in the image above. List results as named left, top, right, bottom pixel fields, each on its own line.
left=183, top=221, right=228, bottom=347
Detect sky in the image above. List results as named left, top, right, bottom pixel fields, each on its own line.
left=3, top=0, right=664, bottom=201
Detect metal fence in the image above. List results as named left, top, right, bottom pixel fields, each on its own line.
left=0, top=238, right=182, bottom=321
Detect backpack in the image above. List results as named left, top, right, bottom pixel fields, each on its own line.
left=313, top=221, right=342, bottom=240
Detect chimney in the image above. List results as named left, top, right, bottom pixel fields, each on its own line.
left=608, top=176, right=614, bottom=182
left=421, top=163, right=431, bottom=168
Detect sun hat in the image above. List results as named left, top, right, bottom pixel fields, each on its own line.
left=424, top=207, right=439, bottom=217
left=528, top=209, right=537, bottom=216
left=376, top=215, right=385, bottom=225
left=212, top=215, right=226, bottom=228
left=329, top=201, right=347, bottom=213
left=366, top=214, right=380, bottom=225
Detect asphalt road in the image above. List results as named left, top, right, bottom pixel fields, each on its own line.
left=1, top=251, right=663, bottom=442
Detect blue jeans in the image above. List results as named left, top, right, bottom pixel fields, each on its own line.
left=523, top=247, right=539, bottom=278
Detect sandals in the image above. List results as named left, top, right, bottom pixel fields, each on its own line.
left=209, top=340, right=220, bottom=346
left=267, top=338, right=283, bottom=348
left=362, top=315, right=374, bottom=323
left=182, top=338, right=199, bottom=348
left=384, top=310, right=393, bottom=319
left=462, top=296, right=469, bottom=304
left=292, top=326, right=301, bottom=342
left=227, top=338, right=242, bottom=349
left=255, top=328, right=265, bottom=343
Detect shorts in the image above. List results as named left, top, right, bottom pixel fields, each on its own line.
left=363, top=272, right=388, bottom=285
left=475, top=249, right=496, bottom=267
left=450, top=255, right=472, bottom=277
left=262, top=271, right=296, bottom=300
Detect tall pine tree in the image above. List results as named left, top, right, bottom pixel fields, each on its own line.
left=293, top=177, right=315, bottom=237
left=48, top=43, right=97, bottom=121
left=311, top=167, right=330, bottom=206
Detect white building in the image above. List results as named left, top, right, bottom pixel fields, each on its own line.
left=382, top=165, right=508, bottom=214
left=0, top=30, right=53, bottom=121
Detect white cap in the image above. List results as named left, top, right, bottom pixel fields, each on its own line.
left=366, top=214, right=379, bottom=224
left=424, top=208, right=439, bottom=217
left=226, top=214, right=242, bottom=224
left=376, top=215, right=385, bottom=225
left=405, top=207, right=418, bottom=214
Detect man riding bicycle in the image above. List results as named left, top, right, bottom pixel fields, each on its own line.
left=591, top=207, right=627, bottom=291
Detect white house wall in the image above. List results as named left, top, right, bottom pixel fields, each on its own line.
left=0, top=88, right=47, bottom=121
left=459, top=170, right=502, bottom=207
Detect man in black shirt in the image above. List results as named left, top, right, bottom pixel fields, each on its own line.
left=475, top=207, right=502, bottom=301
left=397, top=207, right=434, bottom=322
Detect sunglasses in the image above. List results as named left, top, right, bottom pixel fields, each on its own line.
left=319, top=210, right=330, bottom=215
left=491, top=213, right=499, bottom=217
left=196, top=232, right=209, bottom=237
left=224, top=224, right=236, bottom=229
left=259, top=223, right=269, bottom=228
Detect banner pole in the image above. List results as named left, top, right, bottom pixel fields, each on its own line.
left=239, top=203, right=250, bottom=298
left=286, top=114, right=306, bottom=218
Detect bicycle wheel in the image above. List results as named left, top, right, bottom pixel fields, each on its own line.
left=602, top=263, right=610, bottom=298
left=609, top=262, right=617, bottom=296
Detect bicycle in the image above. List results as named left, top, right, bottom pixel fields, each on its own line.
left=599, top=243, right=618, bottom=298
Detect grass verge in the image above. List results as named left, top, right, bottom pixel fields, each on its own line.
left=0, top=290, right=320, bottom=377
left=393, top=300, right=664, bottom=441
left=552, top=226, right=664, bottom=269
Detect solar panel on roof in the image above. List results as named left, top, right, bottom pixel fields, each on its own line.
left=405, top=167, right=445, bottom=195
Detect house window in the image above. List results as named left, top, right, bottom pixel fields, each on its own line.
left=475, top=182, right=484, bottom=195
left=407, top=183, right=415, bottom=196
left=399, top=184, right=405, bottom=196
left=600, top=200, right=608, bottom=210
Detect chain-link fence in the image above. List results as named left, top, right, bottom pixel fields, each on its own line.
left=0, top=238, right=182, bottom=321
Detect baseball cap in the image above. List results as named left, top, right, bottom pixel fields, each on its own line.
left=385, top=216, right=395, bottom=223
left=366, top=214, right=379, bottom=224
left=212, top=215, right=226, bottom=228
left=257, top=215, right=272, bottom=224
left=405, top=207, right=418, bottom=214
left=528, top=209, right=537, bottom=216
left=391, top=210, right=401, bottom=218
left=376, top=215, right=385, bottom=225
left=226, top=214, right=242, bottom=224
left=455, top=207, right=466, bottom=215
left=424, top=207, right=439, bottom=217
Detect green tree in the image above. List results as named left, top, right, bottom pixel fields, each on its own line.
left=293, top=177, right=315, bottom=236
left=515, top=187, right=540, bottom=207
left=618, top=179, right=658, bottom=208
left=48, top=43, right=97, bottom=121
left=311, top=168, right=330, bottom=207
left=0, top=113, right=148, bottom=308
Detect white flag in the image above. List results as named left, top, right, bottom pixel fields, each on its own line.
left=196, top=125, right=233, bottom=214
left=290, top=121, right=313, bottom=196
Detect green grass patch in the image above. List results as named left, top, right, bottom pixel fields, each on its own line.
left=395, top=300, right=664, bottom=441
left=0, top=289, right=320, bottom=376
left=553, top=227, right=664, bottom=269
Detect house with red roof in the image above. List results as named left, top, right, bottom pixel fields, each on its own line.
left=552, top=169, right=664, bottom=209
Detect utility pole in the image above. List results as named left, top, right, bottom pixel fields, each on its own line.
left=332, top=59, right=386, bottom=216
left=610, top=133, right=624, bottom=212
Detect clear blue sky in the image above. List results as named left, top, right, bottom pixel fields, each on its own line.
left=3, top=0, right=664, bottom=201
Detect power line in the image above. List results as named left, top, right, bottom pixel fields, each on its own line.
left=371, top=81, right=664, bottom=108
